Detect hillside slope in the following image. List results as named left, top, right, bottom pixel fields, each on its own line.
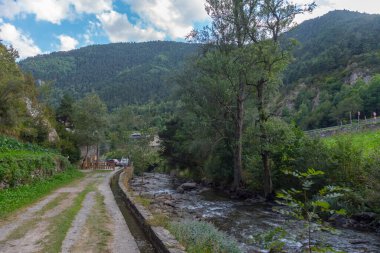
left=282, top=10, right=380, bottom=129
left=284, top=10, right=380, bottom=84
left=19, top=11, right=380, bottom=129
left=19, top=41, right=199, bottom=108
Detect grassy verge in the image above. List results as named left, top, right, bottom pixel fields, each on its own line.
left=0, top=150, right=55, bottom=159
left=168, top=219, right=241, bottom=253
left=324, top=129, right=380, bottom=157
left=134, top=195, right=152, bottom=208
left=71, top=192, right=113, bottom=252
left=35, top=192, right=71, bottom=216
left=42, top=184, right=94, bottom=253
left=88, top=193, right=113, bottom=251
left=147, top=212, right=170, bottom=227
left=0, top=168, right=84, bottom=219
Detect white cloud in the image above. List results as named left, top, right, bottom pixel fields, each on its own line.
left=82, top=21, right=102, bottom=45
left=0, top=0, right=113, bottom=24
left=123, top=0, right=209, bottom=39
left=71, top=0, right=113, bottom=14
left=83, top=33, right=93, bottom=45
left=57, top=35, right=79, bottom=51
left=293, top=0, right=380, bottom=24
left=0, top=22, right=41, bottom=58
left=97, top=10, right=165, bottom=42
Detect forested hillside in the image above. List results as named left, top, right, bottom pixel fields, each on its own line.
left=19, top=11, right=380, bottom=129
left=285, top=10, right=380, bottom=83
left=283, top=10, right=380, bottom=129
left=19, top=41, right=199, bottom=108
left=0, top=43, right=56, bottom=143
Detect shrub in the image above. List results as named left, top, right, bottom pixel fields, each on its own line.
left=58, top=138, right=80, bottom=163
left=0, top=135, right=56, bottom=153
left=0, top=135, right=70, bottom=188
left=0, top=152, right=70, bottom=188
left=168, top=219, right=241, bottom=253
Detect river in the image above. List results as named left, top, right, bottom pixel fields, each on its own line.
left=130, top=173, right=380, bottom=252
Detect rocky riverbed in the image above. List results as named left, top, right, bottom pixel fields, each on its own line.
left=130, top=173, right=380, bottom=253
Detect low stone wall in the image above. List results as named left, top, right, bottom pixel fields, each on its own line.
left=306, top=121, right=380, bottom=138
left=118, top=170, right=185, bottom=253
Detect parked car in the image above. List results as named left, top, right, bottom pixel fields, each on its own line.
left=117, top=158, right=129, bottom=167
left=130, top=132, right=142, bottom=139
left=107, top=159, right=119, bottom=166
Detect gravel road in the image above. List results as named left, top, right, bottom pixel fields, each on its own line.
left=0, top=170, right=139, bottom=253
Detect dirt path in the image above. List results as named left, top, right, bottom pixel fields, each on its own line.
left=0, top=170, right=139, bottom=253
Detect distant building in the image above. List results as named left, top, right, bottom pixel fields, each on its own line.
left=149, top=135, right=161, bottom=148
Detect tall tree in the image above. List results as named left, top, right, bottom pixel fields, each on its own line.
left=72, top=93, right=108, bottom=166
left=191, top=0, right=314, bottom=195
left=250, top=0, right=314, bottom=199
left=176, top=57, right=236, bottom=182
left=56, top=93, right=75, bottom=128
left=0, top=43, right=23, bottom=129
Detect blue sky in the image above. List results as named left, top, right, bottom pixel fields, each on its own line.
left=0, top=0, right=379, bottom=59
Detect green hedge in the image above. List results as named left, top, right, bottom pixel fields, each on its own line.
left=0, top=152, right=70, bottom=188
left=0, top=135, right=56, bottom=153
left=0, top=135, right=70, bottom=189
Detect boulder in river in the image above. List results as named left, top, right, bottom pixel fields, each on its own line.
left=164, top=200, right=176, bottom=208
left=352, top=212, right=377, bottom=223
left=329, top=214, right=353, bottom=227
left=179, top=182, right=197, bottom=191
left=349, top=239, right=370, bottom=245
left=176, top=186, right=185, bottom=194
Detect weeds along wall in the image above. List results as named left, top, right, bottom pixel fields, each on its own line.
left=0, top=136, right=70, bottom=189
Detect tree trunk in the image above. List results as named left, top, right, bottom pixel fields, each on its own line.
left=262, top=151, right=273, bottom=199
left=232, top=81, right=244, bottom=191
left=257, top=80, right=273, bottom=199
left=81, top=145, right=89, bottom=169
left=96, top=143, right=99, bottom=169
left=231, top=1, right=245, bottom=191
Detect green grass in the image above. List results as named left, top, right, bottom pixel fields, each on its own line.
left=324, top=129, right=380, bottom=157
left=168, top=219, right=241, bottom=253
left=35, top=192, right=71, bottom=216
left=148, top=212, right=170, bottom=227
left=134, top=195, right=152, bottom=207
left=42, top=184, right=94, bottom=253
left=85, top=192, right=113, bottom=251
left=0, top=150, right=53, bottom=159
left=0, top=135, right=57, bottom=153
left=0, top=168, right=84, bottom=219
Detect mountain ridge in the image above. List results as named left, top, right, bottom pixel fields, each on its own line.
left=19, top=10, right=380, bottom=129
left=19, top=41, right=199, bottom=108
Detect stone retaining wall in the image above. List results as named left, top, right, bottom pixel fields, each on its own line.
left=306, top=121, right=380, bottom=138
left=117, top=170, right=185, bottom=253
